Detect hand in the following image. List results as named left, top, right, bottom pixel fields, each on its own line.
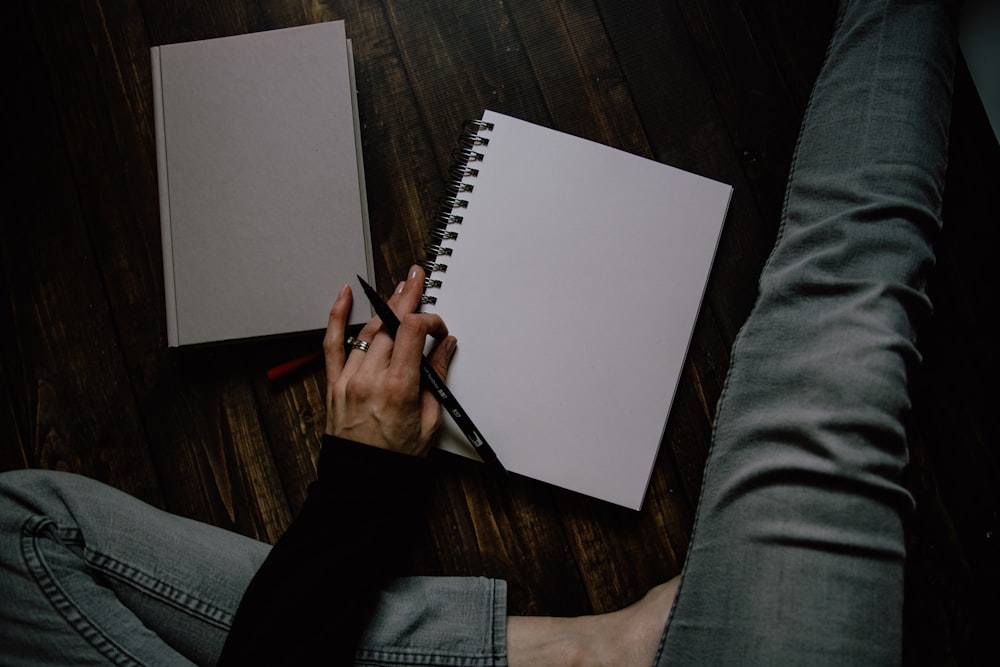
left=323, top=265, right=456, bottom=456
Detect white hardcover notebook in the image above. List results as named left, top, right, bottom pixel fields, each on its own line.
left=422, top=110, right=732, bottom=510
left=152, top=21, right=372, bottom=346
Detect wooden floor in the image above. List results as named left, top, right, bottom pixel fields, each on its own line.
left=4, top=0, right=997, bottom=664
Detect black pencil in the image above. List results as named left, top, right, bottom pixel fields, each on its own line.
left=356, top=276, right=507, bottom=477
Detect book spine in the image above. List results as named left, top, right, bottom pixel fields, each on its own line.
left=346, top=39, right=375, bottom=311
left=420, top=118, right=495, bottom=305
left=150, top=46, right=180, bottom=347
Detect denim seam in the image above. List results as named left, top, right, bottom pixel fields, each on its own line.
left=85, top=547, right=234, bottom=631
left=491, top=579, right=509, bottom=666
left=355, top=649, right=499, bottom=666
left=354, top=579, right=507, bottom=666
left=20, top=515, right=146, bottom=667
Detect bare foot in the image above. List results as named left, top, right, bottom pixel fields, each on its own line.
left=507, top=576, right=680, bottom=667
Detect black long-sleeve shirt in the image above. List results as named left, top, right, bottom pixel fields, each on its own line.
left=218, top=435, right=431, bottom=666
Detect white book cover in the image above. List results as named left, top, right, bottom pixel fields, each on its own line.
left=152, top=21, right=372, bottom=346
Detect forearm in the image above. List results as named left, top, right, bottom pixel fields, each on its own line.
left=219, top=435, right=431, bottom=666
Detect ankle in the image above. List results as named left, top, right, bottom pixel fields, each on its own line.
left=505, top=577, right=679, bottom=667
left=507, top=616, right=589, bottom=667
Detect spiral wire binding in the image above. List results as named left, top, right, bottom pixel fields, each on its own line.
left=421, top=119, right=495, bottom=305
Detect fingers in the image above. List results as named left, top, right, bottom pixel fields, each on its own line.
left=346, top=266, right=431, bottom=370
left=362, top=266, right=429, bottom=359
left=392, top=312, right=448, bottom=367
left=391, top=265, right=428, bottom=319
left=324, top=266, right=441, bottom=377
left=323, top=265, right=455, bottom=452
left=322, top=283, right=352, bottom=383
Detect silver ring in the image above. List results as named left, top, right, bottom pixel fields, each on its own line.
left=346, top=336, right=370, bottom=352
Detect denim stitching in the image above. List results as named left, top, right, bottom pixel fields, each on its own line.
left=85, top=548, right=234, bottom=631
left=354, top=579, right=506, bottom=666
left=20, top=515, right=146, bottom=666
left=355, top=651, right=498, bottom=666
left=491, top=579, right=508, bottom=666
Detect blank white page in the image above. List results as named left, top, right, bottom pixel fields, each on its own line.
left=423, top=110, right=732, bottom=510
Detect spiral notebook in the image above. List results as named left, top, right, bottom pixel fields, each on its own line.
left=422, top=110, right=732, bottom=509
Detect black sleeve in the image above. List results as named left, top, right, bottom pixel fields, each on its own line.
left=218, top=435, right=432, bottom=666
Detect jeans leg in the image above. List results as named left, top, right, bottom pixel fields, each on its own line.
left=657, top=0, right=958, bottom=664
left=0, top=470, right=509, bottom=667
left=0, top=469, right=269, bottom=666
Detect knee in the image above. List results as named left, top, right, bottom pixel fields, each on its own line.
left=0, top=469, right=95, bottom=526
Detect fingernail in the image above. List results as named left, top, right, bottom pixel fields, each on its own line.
left=396, top=281, right=406, bottom=294
left=409, top=265, right=420, bottom=280
left=338, top=283, right=350, bottom=298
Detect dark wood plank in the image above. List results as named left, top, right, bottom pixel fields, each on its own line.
left=345, top=0, right=453, bottom=285
left=4, top=1, right=162, bottom=504
left=748, top=0, right=840, bottom=111
left=674, top=0, right=834, bottom=226
left=383, top=0, right=546, bottom=167
left=141, top=0, right=259, bottom=44
left=0, top=4, right=35, bottom=472
left=503, top=0, right=650, bottom=155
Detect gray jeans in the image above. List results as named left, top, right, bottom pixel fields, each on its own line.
left=657, top=0, right=957, bottom=663
left=0, top=0, right=958, bottom=664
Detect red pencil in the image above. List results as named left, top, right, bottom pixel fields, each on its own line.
left=266, top=349, right=323, bottom=382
